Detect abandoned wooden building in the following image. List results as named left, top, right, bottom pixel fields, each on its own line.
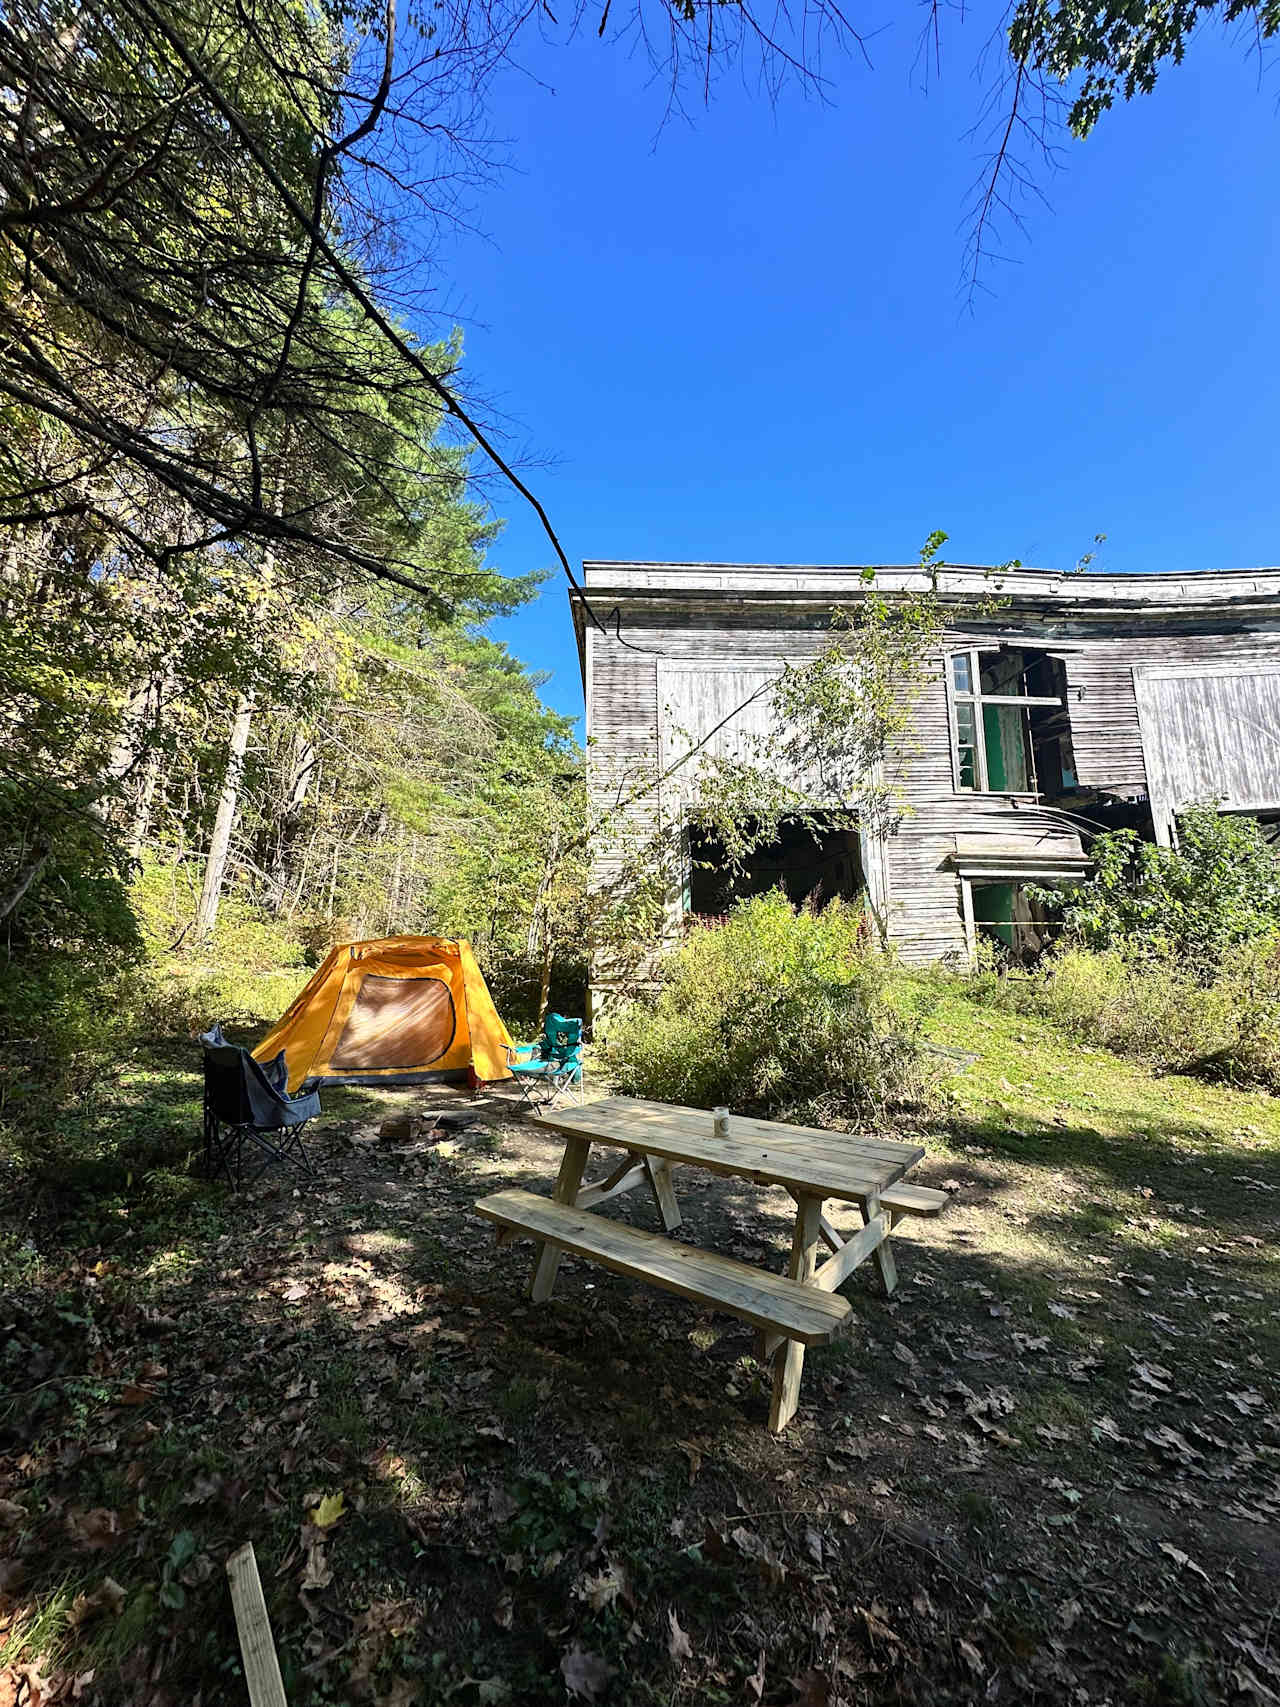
left=572, top=561, right=1280, bottom=1010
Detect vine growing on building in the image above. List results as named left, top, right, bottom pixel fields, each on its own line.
left=590, top=532, right=1018, bottom=989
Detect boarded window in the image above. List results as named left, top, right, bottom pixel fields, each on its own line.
left=1134, top=664, right=1280, bottom=843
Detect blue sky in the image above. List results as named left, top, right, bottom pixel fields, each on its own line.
left=422, top=11, right=1280, bottom=726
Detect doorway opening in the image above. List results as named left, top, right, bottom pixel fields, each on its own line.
left=968, top=880, right=1061, bottom=966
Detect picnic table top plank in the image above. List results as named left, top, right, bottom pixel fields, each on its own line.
left=529, top=1096, right=923, bottom=1204
left=595, top=1097, right=921, bottom=1161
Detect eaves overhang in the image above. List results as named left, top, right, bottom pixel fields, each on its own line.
left=569, top=561, right=1280, bottom=691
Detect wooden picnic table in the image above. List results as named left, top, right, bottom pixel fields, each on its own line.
left=474, top=1095, right=937, bottom=1433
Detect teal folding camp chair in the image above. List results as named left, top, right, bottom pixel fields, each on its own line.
left=506, top=1014, right=585, bottom=1110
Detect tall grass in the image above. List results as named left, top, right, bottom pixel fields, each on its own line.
left=0, top=880, right=314, bottom=1205
left=970, top=938, right=1280, bottom=1090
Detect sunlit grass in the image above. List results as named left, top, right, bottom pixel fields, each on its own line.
left=909, top=975, right=1280, bottom=1159
left=0, top=1578, right=76, bottom=1671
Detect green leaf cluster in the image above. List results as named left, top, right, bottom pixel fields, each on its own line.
left=604, top=892, right=933, bottom=1125
left=1033, top=805, right=1280, bottom=973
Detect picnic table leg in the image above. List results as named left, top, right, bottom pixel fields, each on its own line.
left=768, top=1191, right=823, bottom=1435
left=530, top=1135, right=591, bottom=1302
left=642, top=1154, right=682, bottom=1232
left=864, top=1191, right=898, bottom=1296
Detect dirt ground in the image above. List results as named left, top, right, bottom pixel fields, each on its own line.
left=2, top=1069, right=1279, bottom=1707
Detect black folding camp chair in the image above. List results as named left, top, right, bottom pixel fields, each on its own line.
left=200, top=1025, right=321, bottom=1189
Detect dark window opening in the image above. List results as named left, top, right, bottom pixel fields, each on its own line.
left=969, top=881, right=1061, bottom=967
left=687, top=815, right=864, bottom=920
left=949, top=647, right=1078, bottom=800
left=1082, top=795, right=1157, bottom=838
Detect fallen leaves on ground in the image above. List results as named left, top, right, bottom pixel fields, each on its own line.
left=560, top=1644, right=615, bottom=1702
left=666, top=1607, right=693, bottom=1664
left=2, top=1076, right=1277, bottom=1707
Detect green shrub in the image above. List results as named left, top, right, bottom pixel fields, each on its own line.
left=602, top=892, right=934, bottom=1126
left=0, top=786, right=143, bottom=1130
left=967, top=807, right=1280, bottom=1090
left=1035, top=806, right=1280, bottom=973
left=129, top=858, right=313, bottom=1040
left=132, top=857, right=308, bottom=971
left=128, top=961, right=305, bottom=1041
left=482, top=950, right=590, bottom=1038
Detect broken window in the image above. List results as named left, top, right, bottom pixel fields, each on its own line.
left=686, top=814, right=864, bottom=920
left=948, top=648, right=1078, bottom=798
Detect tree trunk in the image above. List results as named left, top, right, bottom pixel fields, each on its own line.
left=104, top=683, right=148, bottom=782
left=386, top=830, right=404, bottom=933
left=269, top=733, right=317, bottom=908
left=195, top=690, right=255, bottom=936
left=528, top=825, right=561, bottom=1024
left=127, top=746, right=162, bottom=857
left=192, top=444, right=286, bottom=936
left=0, top=525, right=27, bottom=619
left=125, top=661, right=177, bottom=856
left=406, top=833, right=419, bottom=929
left=0, top=845, right=50, bottom=921
left=537, top=931, right=554, bottom=1029
left=288, top=823, right=320, bottom=916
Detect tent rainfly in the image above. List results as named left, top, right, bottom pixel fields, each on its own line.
left=253, top=936, right=514, bottom=1093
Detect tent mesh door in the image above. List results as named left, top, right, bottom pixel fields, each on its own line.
left=328, top=975, right=457, bottom=1070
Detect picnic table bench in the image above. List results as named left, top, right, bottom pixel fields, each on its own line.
left=475, top=1096, right=945, bottom=1432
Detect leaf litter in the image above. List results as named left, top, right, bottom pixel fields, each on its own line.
left=0, top=1079, right=1277, bottom=1704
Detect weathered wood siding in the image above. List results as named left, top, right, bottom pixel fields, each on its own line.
left=656, top=661, right=785, bottom=785
left=578, top=566, right=1280, bottom=982
left=585, top=626, right=659, bottom=876
left=583, top=628, right=662, bottom=993
left=1134, top=662, right=1280, bottom=838
left=1063, top=632, right=1280, bottom=789
left=881, top=627, right=1091, bottom=960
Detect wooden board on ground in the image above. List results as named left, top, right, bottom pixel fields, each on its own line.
left=226, top=1542, right=287, bottom=1707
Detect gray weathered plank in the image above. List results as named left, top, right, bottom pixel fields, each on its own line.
left=226, top=1543, right=288, bottom=1707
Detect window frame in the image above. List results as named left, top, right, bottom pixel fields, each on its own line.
left=946, top=646, right=1066, bottom=797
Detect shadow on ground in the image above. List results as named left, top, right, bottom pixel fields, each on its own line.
left=2, top=1074, right=1277, bottom=1706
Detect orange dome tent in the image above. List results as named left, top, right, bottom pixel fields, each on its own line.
left=253, top=936, right=514, bottom=1093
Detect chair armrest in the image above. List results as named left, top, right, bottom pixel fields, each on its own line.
left=282, top=1084, right=322, bottom=1123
